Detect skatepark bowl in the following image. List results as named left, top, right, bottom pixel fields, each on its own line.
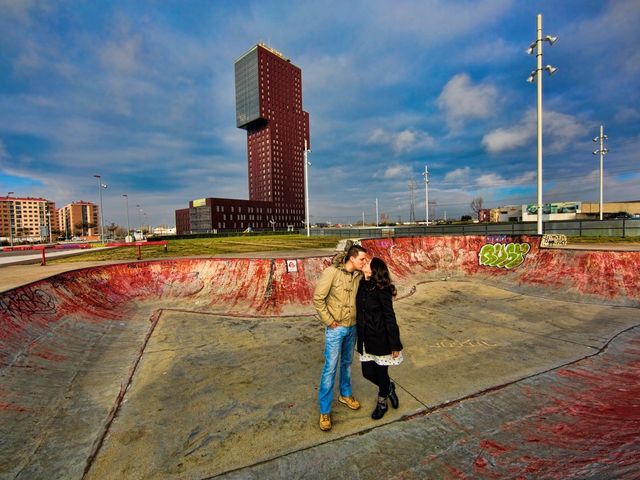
left=1, top=235, right=639, bottom=479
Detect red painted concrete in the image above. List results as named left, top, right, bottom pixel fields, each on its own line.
left=454, top=330, right=640, bottom=480
left=1, top=235, right=639, bottom=478
left=2, top=235, right=639, bottom=366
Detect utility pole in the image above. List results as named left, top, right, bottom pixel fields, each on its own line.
left=423, top=165, right=429, bottom=225
left=123, top=194, right=131, bottom=238
left=375, top=198, right=379, bottom=227
left=408, top=178, right=417, bottom=223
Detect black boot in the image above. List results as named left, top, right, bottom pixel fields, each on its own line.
left=388, top=382, right=399, bottom=409
left=371, top=395, right=388, bottom=420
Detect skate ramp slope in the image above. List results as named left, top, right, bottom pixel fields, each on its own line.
left=1, top=235, right=638, bottom=479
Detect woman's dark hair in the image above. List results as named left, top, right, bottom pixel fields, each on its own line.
left=369, top=257, right=397, bottom=297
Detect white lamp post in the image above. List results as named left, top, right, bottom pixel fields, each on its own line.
left=304, top=139, right=311, bottom=237
left=592, top=125, right=609, bottom=221
left=527, top=13, right=557, bottom=235
left=375, top=197, right=379, bottom=227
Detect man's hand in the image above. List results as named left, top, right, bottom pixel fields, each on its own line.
left=329, top=321, right=339, bottom=329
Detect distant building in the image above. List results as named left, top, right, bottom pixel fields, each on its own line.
left=478, top=209, right=491, bottom=223
left=521, top=201, right=581, bottom=222
left=496, top=205, right=523, bottom=222
left=579, top=201, right=640, bottom=219
left=176, top=43, right=310, bottom=233
left=152, top=225, right=176, bottom=236
left=58, top=201, right=99, bottom=239
left=0, top=195, right=56, bottom=241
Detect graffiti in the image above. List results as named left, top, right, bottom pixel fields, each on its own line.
left=50, top=275, right=78, bottom=289
left=0, top=288, right=57, bottom=320
left=429, top=339, right=498, bottom=348
left=541, top=234, right=568, bottom=248
left=486, top=235, right=509, bottom=244
left=479, top=243, right=531, bottom=269
left=158, top=271, right=204, bottom=297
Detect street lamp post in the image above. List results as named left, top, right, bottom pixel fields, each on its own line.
left=6, top=191, right=14, bottom=247
left=122, top=194, right=131, bottom=239
left=527, top=13, right=557, bottom=235
left=304, top=140, right=311, bottom=237
left=93, top=175, right=106, bottom=242
left=375, top=197, right=379, bottom=227
left=592, top=125, right=609, bottom=221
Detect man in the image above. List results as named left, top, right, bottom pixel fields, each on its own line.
left=313, top=243, right=367, bottom=431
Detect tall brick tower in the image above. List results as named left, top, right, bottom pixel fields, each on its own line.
left=235, top=44, right=310, bottom=224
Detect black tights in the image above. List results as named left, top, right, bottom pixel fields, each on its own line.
left=361, top=361, right=390, bottom=397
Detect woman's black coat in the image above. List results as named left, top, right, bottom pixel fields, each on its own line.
left=356, top=280, right=403, bottom=356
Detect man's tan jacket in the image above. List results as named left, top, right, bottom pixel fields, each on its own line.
left=313, top=263, right=362, bottom=327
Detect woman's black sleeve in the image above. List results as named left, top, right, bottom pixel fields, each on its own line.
left=380, top=288, right=403, bottom=351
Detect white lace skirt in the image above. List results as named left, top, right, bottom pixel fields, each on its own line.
left=359, top=345, right=404, bottom=366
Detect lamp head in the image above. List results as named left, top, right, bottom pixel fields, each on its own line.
left=602, top=148, right=609, bottom=154
left=592, top=150, right=599, bottom=155
left=545, top=35, right=558, bottom=45
left=603, top=134, right=608, bottom=139
left=527, top=42, right=536, bottom=55
left=592, top=137, right=599, bottom=142
left=545, top=65, right=558, bottom=75
left=526, top=71, right=537, bottom=83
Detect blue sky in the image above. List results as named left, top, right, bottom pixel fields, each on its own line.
left=1, top=0, right=638, bottom=226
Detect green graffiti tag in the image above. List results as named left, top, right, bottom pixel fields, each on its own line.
left=478, top=242, right=531, bottom=269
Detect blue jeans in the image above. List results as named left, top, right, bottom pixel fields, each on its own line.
left=318, top=325, right=356, bottom=414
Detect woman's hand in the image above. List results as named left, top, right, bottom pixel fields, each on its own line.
left=391, top=350, right=400, bottom=359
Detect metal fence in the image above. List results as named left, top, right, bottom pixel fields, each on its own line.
left=303, top=219, right=640, bottom=239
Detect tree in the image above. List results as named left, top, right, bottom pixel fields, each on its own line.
left=470, top=196, right=484, bottom=217
left=74, top=221, right=85, bottom=236
left=461, top=215, right=472, bottom=222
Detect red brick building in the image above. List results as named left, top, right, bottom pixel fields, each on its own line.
left=176, top=44, right=310, bottom=233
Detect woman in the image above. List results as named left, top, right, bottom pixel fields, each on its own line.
left=356, top=257, right=403, bottom=420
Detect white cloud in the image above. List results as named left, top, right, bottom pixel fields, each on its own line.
left=437, top=73, right=499, bottom=129
left=368, top=127, right=434, bottom=154
left=0, top=0, right=40, bottom=23
left=482, top=108, right=584, bottom=154
left=482, top=124, right=532, bottom=154
left=100, top=36, right=142, bottom=74
left=614, top=106, right=640, bottom=123
left=382, top=164, right=412, bottom=179
left=476, top=171, right=535, bottom=188
left=443, top=166, right=471, bottom=183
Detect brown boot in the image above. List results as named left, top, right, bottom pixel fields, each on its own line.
left=319, top=413, right=332, bottom=431
left=338, top=395, right=361, bottom=410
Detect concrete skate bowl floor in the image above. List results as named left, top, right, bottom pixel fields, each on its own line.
left=1, top=235, right=639, bottom=479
